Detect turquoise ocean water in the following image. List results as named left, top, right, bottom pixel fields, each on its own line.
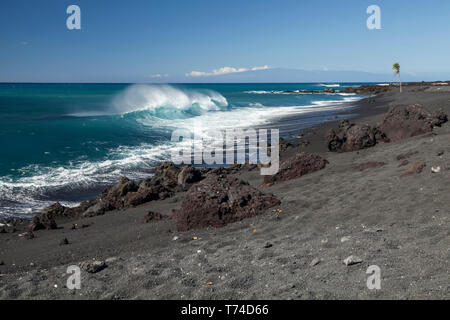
left=0, top=83, right=371, bottom=218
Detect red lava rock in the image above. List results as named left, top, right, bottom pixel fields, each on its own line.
left=29, top=211, right=57, bottom=231
left=327, top=105, right=448, bottom=152
left=173, top=174, right=280, bottom=232
left=401, top=162, right=426, bottom=177
left=341, top=85, right=390, bottom=95
left=81, top=163, right=204, bottom=217
left=354, top=161, right=386, bottom=171
left=380, top=104, right=435, bottom=142
left=264, top=152, right=329, bottom=185
left=432, top=109, right=448, bottom=127
left=142, top=211, right=167, bottom=224
left=326, top=120, right=379, bottom=152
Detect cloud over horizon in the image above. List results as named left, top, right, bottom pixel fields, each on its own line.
left=185, top=65, right=270, bottom=77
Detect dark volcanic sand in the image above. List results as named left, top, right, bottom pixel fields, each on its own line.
left=1, top=84, right=449, bottom=299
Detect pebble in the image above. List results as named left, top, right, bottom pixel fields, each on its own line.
left=81, top=260, right=107, bottom=273
left=310, top=258, right=321, bottom=266
left=264, top=242, right=273, bottom=248
left=105, top=257, right=118, bottom=264
left=343, top=255, right=363, bottom=266
left=340, top=236, right=351, bottom=243
left=431, top=166, right=441, bottom=173
left=364, top=227, right=383, bottom=233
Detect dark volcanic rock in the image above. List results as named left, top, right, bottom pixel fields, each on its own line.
left=29, top=212, right=57, bottom=231
left=173, top=175, right=280, bottom=231
left=431, top=109, right=448, bottom=127
left=30, top=162, right=205, bottom=225
left=279, top=137, right=294, bottom=152
left=82, top=163, right=205, bottom=216
left=326, top=120, right=379, bottom=152
left=379, top=104, right=435, bottom=142
left=41, top=202, right=67, bottom=218
left=59, top=238, right=70, bottom=245
left=24, top=231, right=35, bottom=240
left=264, top=152, right=329, bottom=185
left=177, top=165, right=203, bottom=190
left=341, top=85, right=390, bottom=95
left=81, top=260, right=107, bottom=273
left=142, top=211, right=167, bottom=224
left=99, top=176, right=139, bottom=209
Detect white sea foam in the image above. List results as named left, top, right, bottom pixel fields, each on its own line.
left=244, top=90, right=357, bottom=96
left=319, top=84, right=341, bottom=87
left=112, top=84, right=228, bottom=117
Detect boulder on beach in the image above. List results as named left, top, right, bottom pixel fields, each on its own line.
left=431, top=108, right=448, bottom=127
left=29, top=202, right=78, bottom=231
left=379, top=104, right=444, bottom=142
left=83, top=163, right=203, bottom=216
left=172, top=174, right=280, bottom=231
left=264, top=152, right=329, bottom=185
left=29, top=211, right=57, bottom=231
left=326, top=120, right=379, bottom=152
left=380, top=104, right=433, bottom=142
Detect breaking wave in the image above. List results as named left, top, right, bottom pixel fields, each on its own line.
left=112, top=84, right=228, bottom=118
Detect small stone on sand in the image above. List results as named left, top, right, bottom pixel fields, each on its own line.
left=431, top=166, right=441, bottom=173
left=264, top=242, right=273, bottom=248
left=81, top=260, right=107, bottom=273
left=310, top=258, right=321, bottom=266
left=343, top=255, right=363, bottom=266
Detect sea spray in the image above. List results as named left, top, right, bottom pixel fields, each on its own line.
left=112, top=84, right=228, bottom=117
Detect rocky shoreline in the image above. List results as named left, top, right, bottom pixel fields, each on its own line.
left=1, top=82, right=449, bottom=300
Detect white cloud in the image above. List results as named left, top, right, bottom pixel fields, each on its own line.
left=149, top=74, right=168, bottom=78
left=186, top=65, right=270, bottom=77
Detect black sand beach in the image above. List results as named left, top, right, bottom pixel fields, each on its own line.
left=1, top=83, right=449, bottom=299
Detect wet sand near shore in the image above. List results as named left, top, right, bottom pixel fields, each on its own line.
left=1, top=84, right=449, bottom=299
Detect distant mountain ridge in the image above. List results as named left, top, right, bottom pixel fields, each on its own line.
left=160, top=68, right=450, bottom=84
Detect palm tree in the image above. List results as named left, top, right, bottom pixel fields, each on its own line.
left=392, top=63, right=402, bottom=92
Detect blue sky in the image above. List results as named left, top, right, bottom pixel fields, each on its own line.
left=1, top=0, right=450, bottom=82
